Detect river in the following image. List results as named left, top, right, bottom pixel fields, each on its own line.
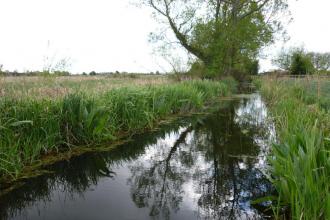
left=0, top=94, right=276, bottom=220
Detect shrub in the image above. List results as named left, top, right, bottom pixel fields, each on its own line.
left=187, top=61, right=207, bottom=78
left=290, top=52, right=315, bottom=75
left=245, top=60, right=259, bottom=75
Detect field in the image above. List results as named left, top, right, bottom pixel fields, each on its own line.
left=0, top=75, right=236, bottom=182
left=257, top=76, right=330, bottom=220
left=0, top=75, right=170, bottom=99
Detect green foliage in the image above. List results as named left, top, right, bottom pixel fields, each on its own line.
left=272, top=49, right=292, bottom=70
left=190, top=10, right=273, bottom=76
left=145, top=0, right=289, bottom=78
left=0, top=99, right=62, bottom=176
left=216, top=77, right=238, bottom=94
left=53, top=71, right=71, bottom=76
left=260, top=78, right=330, bottom=219
left=0, top=64, right=4, bottom=76
left=252, top=77, right=262, bottom=89
left=89, top=71, right=97, bottom=76
left=245, top=60, right=259, bottom=75
left=187, top=61, right=207, bottom=78
left=307, top=52, right=330, bottom=71
left=61, top=94, right=112, bottom=144
left=0, top=80, right=236, bottom=179
left=272, top=47, right=330, bottom=75
left=290, top=51, right=315, bottom=75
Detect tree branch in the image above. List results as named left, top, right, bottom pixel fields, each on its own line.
left=239, top=0, right=271, bottom=20
left=149, top=0, right=209, bottom=64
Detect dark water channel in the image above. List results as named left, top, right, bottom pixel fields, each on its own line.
left=0, top=94, right=276, bottom=220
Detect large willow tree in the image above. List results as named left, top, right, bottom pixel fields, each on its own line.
left=142, top=0, right=290, bottom=77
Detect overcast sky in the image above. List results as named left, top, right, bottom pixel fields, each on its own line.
left=0, top=0, right=329, bottom=73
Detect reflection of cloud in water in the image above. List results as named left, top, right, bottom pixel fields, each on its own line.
left=0, top=94, right=275, bottom=220
left=127, top=94, right=274, bottom=219
left=235, top=93, right=277, bottom=174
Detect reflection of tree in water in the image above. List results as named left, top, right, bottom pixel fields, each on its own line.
left=0, top=118, right=191, bottom=220
left=128, top=99, right=273, bottom=219
left=0, top=96, right=274, bottom=220
left=193, top=100, right=272, bottom=219
left=0, top=153, right=116, bottom=220
left=128, top=127, right=193, bottom=219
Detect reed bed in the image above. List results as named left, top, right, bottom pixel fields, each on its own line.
left=0, top=79, right=236, bottom=180
left=258, top=76, right=330, bottom=220
left=0, top=75, right=170, bottom=99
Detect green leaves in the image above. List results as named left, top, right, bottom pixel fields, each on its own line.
left=251, top=195, right=278, bottom=205
left=0, top=119, right=33, bottom=130
left=61, top=94, right=112, bottom=144
left=146, top=0, right=290, bottom=77
left=0, top=80, right=235, bottom=179
left=261, top=77, right=330, bottom=219
left=9, top=120, right=33, bottom=127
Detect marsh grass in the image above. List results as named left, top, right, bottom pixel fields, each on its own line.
left=0, top=79, right=234, bottom=181
left=259, top=76, right=330, bottom=220
left=0, top=75, right=170, bottom=99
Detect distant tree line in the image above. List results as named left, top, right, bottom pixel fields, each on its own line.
left=0, top=54, right=72, bottom=76
left=0, top=68, right=70, bottom=76
left=0, top=68, right=163, bottom=77
left=82, top=71, right=163, bottom=76
left=273, top=47, right=330, bottom=75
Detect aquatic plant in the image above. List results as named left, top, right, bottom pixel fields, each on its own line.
left=259, top=76, right=330, bottom=220
left=0, top=80, right=234, bottom=179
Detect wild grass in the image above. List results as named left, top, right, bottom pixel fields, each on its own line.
left=0, top=75, right=170, bottom=99
left=258, top=76, right=330, bottom=220
left=0, top=79, right=235, bottom=180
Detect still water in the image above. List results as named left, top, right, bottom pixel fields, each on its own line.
left=0, top=94, right=276, bottom=220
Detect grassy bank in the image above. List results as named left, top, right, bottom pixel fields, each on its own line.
left=0, top=78, right=236, bottom=181
left=257, top=76, right=330, bottom=219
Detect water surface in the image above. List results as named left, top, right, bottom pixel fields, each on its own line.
left=0, top=94, right=275, bottom=220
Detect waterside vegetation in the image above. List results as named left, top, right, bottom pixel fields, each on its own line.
left=0, top=77, right=236, bottom=182
left=257, top=76, right=330, bottom=220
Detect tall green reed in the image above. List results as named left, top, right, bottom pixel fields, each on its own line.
left=0, top=80, right=233, bottom=179
left=260, top=77, right=330, bottom=220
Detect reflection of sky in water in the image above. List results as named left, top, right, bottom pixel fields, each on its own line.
left=126, top=94, right=274, bottom=219
left=1, top=94, right=275, bottom=220
left=235, top=94, right=276, bottom=174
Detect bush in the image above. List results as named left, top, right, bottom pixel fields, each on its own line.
left=245, top=60, right=259, bottom=75
left=187, top=61, right=207, bottom=78
left=53, top=71, right=71, bottom=76
left=273, top=47, right=317, bottom=75
left=290, top=52, right=315, bottom=75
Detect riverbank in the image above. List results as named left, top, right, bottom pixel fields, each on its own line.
left=0, top=92, right=273, bottom=220
left=0, top=77, right=237, bottom=184
left=257, top=76, right=330, bottom=219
